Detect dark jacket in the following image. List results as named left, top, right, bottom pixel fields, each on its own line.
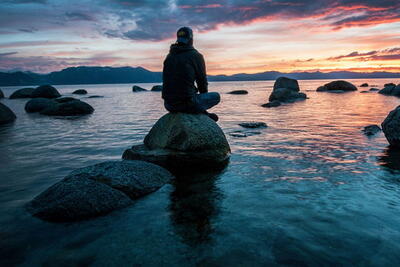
left=162, top=43, right=208, bottom=104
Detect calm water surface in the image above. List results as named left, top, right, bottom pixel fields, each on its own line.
left=1, top=79, right=400, bottom=266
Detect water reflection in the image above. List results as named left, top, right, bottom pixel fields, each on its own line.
left=168, top=170, right=224, bottom=246
left=378, top=147, right=400, bottom=173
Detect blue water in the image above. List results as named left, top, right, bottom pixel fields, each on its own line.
left=1, top=79, right=400, bottom=266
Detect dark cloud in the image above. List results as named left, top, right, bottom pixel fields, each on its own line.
left=0, top=52, right=18, bottom=57
left=18, top=27, right=38, bottom=33
left=329, top=47, right=400, bottom=61
left=65, top=11, right=95, bottom=21
left=3, top=0, right=46, bottom=4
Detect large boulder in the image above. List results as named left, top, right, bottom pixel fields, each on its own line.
left=317, top=80, right=357, bottom=92
left=132, top=85, right=147, bottom=92
left=0, top=89, right=4, bottom=98
left=269, top=88, right=306, bottom=102
left=151, top=85, right=163, bottom=92
left=382, top=106, right=400, bottom=148
left=123, top=113, right=231, bottom=170
left=379, top=84, right=396, bottom=95
left=31, top=85, right=61, bottom=99
left=25, top=98, right=56, bottom=113
left=70, top=161, right=173, bottom=199
left=273, top=77, right=299, bottom=92
left=392, top=84, right=400, bottom=96
left=0, top=103, right=16, bottom=125
left=40, top=98, right=94, bottom=116
left=26, top=173, right=133, bottom=222
left=72, top=89, right=87, bottom=95
left=9, top=87, right=35, bottom=99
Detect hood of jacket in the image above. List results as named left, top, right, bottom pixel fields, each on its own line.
left=169, top=43, right=195, bottom=54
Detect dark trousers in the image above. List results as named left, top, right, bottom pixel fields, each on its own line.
left=164, top=92, right=220, bottom=113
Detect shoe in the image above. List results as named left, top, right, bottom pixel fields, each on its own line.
left=207, top=113, right=219, bottom=122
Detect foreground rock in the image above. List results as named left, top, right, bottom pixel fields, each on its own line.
left=72, top=89, right=87, bottom=95
left=239, top=122, right=267, bottom=128
left=26, top=173, right=133, bottom=222
left=151, top=85, right=163, bottom=91
left=0, top=103, right=16, bottom=125
left=31, top=85, right=61, bottom=99
left=263, top=77, right=307, bottom=107
left=123, top=113, right=231, bottom=170
left=382, top=106, right=400, bottom=148
left=40, top=98, right=94, bottom=116
left=26, top=160, right=173, bottom=222
left=70, top=161, right=173, bottom=199
left=25, top=98, right=56, bottom=113
left=379, top=84, right=400, bottom=97
left=228, top=90, right=248, bottom=95
left=132, top=85, right=147, bottom=92
left=9, top=87, right=35, bottom=99
left=362, top=125, right=381, bottom=136
left=317, top=80, right=357, bottom=92
left=0, top=89, right=4, bottom=98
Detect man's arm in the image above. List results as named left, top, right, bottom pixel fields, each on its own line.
left=195, top=53, right=208, bottom=93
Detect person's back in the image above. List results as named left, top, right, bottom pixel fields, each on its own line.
left=162, top=27, right=220, bottom=121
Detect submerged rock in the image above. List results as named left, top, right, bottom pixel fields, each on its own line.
left=87, top=95, right=104, bottom=98
left=239, top=122, right=267, bottom=128
left=229, top=130, right=261, bottom=138
left=123, top=113, right=231, bottom=170
left=40, top=98, right=94, bottom=116
left=26, top=173, right=133, bottom=222
left=9, top=87, right=35, bottom=99
left=132, top=85, right=147, bottom=92
left=370, top=88, right=379, bottom=91
left=0, top=103, right=16, bottom=125
left=317, top=80, right=357, bottom=92
left=262, top=100, right=281, bottom=108
left=151, top=85, right=163, bottom=92
left=382, top=106, right=400, bottom=148
left=0, top=89, right=4, bottom=98
left=70, top=161, right=173, bottom=199
left=362, top=125, right=381, bottom=136
left=72, top=89, right=87, bottom=95
left=228, top=90, right=248, bottom=95
left=25, top=98, right=56, bottom=113
left=360, top=83, right=369, bottom=87
left=31, top=85, right=61, bottom=99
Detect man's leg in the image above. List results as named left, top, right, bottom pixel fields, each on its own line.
left=194, top=92, right=221, bottom=111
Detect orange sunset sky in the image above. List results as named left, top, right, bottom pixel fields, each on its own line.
left=0, top=0, right=399, bottom=75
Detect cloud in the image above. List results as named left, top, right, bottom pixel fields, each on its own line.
left=329, top=46, right=400, bottom=61
left=0, top=52, right=18, bottom=57
left=65, top=11, right=95, bottom=21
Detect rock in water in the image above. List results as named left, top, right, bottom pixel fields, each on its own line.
left=228, top=90, right=248, bottom=95
left=360, top=83, right=369, bottom=87
left=123, top=113, right=231, bottom=170
left=72, top=89, right=87, bottom=95
left=362, top=125, right=381, bottom=136
left=262, top=100, right=281, bottom=108
left=25, top=98, right=56, bottom=113
left=31, top=85, right=61, bottom=98
left=0, top=103, right=16, bottom=125
left=40, top=99, right=94, bottom=116
left=0, top=89, right=4, bottom=98
left=382, top=106, right=400, bottom=148
left=273, top=77, right=299, bottom=91
left=9, top=88, right=35, bottom=99
left=26, top=173, right=133, bottom=222
left=370, top=88, right=379, bottom=91
left=132, top=85, right=147, bottom=92
left=317, top=81, right=357, bottom=92
left=70, top=161, right=173, bottom=199
left=151, top=85, right=163, bottom=91
left=392, top=84, right=400, bottom=97
left=239, top=122, right=267, bottom=128
left=379, top=84, right=396, bottom=95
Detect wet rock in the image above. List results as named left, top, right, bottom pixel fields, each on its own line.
left=151, top=85, right=163, bottom=91
left=72, top=89, right=87, bottom=95
left=40, top=98, right=94, bottom=116
left=362, top=125, right=381, bottom=136
left=55, top=97, right=76, bottom=103
left=392, top=84, right=400, bottom=96
left=0, top=89, right=4, bottom=98
left=382, top=105, right=400, bottom=148
left=25, top=98, right=56, bottom=113
left=70, top=161, right=173, bottom=199
left=9, top=87, right=35, bottom=99
left=132, top=85, right=147, bottom=92
left=274, top=77, right=299, bottom=91
left=0, top=102, right=16, bottom=125
left=228, top=90, right=248, bottom=95
left=379, top=84, right=396, bottom=95
left=87, top=95, right=104, bottom=98
left=360, top=91, right=370, bottom=93
left=123, top=113, right=231, bottom=170
left=384, top=83, right=396, bottom=88
left=31, top=85, right=61, bottom=99
left=26, top=173, right=133, bottom=222
left=229, top=130, right=261, bottom=138
left=262, top=100, right=281, bottom=108
left=360, top=83, right=369, bottom=87
left=369, top=88, right=379, bottom=91
left=317, top=80, right=357, bottom=92
left=239, top=122, right=267, bottom=128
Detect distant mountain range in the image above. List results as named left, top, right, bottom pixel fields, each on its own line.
left=1, top=66, right=399, bottom=86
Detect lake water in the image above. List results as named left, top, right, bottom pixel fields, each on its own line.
left=1, top=79, right=400, bottom=266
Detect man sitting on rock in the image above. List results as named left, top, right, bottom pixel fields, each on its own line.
left=162, top=26, right=220, bottom=122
